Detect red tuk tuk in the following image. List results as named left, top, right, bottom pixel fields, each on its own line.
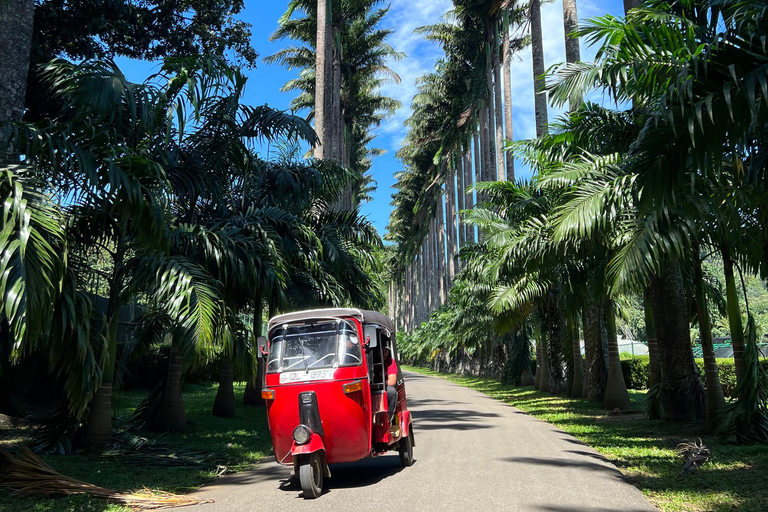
left=258, top=308, right=414, bottom=498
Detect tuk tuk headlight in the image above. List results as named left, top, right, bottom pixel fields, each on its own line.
left=293, top=424, right=312, bottom=445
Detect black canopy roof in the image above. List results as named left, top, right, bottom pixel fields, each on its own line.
left=267, top=308, right=395, bottom=332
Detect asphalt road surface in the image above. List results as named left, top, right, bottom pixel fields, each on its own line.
left=190, top=370, right=658, bottom=512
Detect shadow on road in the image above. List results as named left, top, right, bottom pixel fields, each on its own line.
left=407, top=397, right=500, bottom=431
left=498, top=456, right=624, bottom=479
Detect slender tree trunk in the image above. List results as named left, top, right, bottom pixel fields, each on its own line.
left=244, top=290, right=265, bottom=407
left=530, top=0, right=548, bottom=138
left=547, top=301, right=565, bottom=394
left=332, top=29, right=342, bottom=164
left=484, top=39, right=498, bottom=183
left=534, top=322, right=542, bottom=390
left=581, top=309, right=591, bottom=398
left=456, top=150, right=466, bottom=255
left=84, top=233, right=126, bottom=449
left=437, top=193, right=446, bottom=304
left=464, top=143, right=474, bottom=244
left=314, top=0, right=332, bottom=159
left=0, top=0, right=34, bottom=155
left=152, top=342, right=187, bottom=431
left=538, top=320, right=551, bottom=393
left=693, top=251, right=726, bottom=432
left=649, top=263, right=705, bottom=421
left=502, top=11, right=515, bottom=181
left=604, top=299, right=631, bottom=410
left=446, top=166, right=456, bottom=281
left=583, top=302, right=607, bottom=402
left=212, top=361, right=236, bottom=417
left=644, top=289, right=660, bottom=389
left=562, top=0, right=581, bottom=111
left=479, top=104, right=490, bottom=199
left=570, top=318, right=584, bottom=398
left=721, top=242, right=745, bottom=384
left=492, top=20, right=505, bottom=181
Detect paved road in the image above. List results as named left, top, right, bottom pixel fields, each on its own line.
left=190, top=370, right=658, bottom=512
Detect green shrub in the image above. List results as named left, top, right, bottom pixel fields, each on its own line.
left=618, top=356, right=768, bottom=397
left=620, top=356, right=650, bottom=390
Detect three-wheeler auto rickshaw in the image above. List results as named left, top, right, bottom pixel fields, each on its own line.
left=258, top=308, right=414, bottom=498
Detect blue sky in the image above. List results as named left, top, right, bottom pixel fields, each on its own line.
left=117, top=0, right=625, bottom=238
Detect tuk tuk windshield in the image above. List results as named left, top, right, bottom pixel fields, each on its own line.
left=267, top=320, right=361, bottom=373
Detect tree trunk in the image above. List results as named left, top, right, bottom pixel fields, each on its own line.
left=492, top=20, right=505, bottom=181
left=604, top=299, right=631, bottom=411
left=570, top=319, right=584, bottom=398
left=464, top=144, right=474, bottom=244
left=547, top=301, right=565, bottom=395
left=484, top=39, right=498, bottom=183
left=536, top=320, right=550, bottom=392
left=623, top=0, right=640, bottom=13
left=446, top=166, right=456, bottom=281
left=152, top=342, right=187, bottom=431
left=693, top=252, right=726, bottom=432
left=212, top=361, right=236, bottom=418
left=649, top=263, right=705, bottom=422
left=314, top=0, right=332, bottom=159
left=562, top=0, right=581, bottom=111
left=244, top=290, right=265, bottom=407
left=530, top=0, right=548, bottom=138
left=332, top=27, right=342, bottom=165
left=437, top=192, right=447, bottom=304
left=502, top=11, right=515, bottom=181
left=583, top=303, right=607, bottom=402
left=84, top=233, right=126, bottom=449
left=456, top=150, right=466, bottom=255
left=479, top=104, right=490, bottom=200
left=721, top=242, right=745, bottom=384
left=644, top=289, right=660, bottom=390
left=0, top=0, right=34, bottom=151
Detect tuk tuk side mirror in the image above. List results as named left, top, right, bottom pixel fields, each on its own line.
left=363, top=325, right=378, bottom=348
left=257, top=336, right=268, bottom=357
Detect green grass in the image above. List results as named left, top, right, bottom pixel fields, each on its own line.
left=404, top=365, right=768, bottom=512
left=0, top=383, right=272, bottom=512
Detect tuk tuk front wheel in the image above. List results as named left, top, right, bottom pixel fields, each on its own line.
left=299, top=453, right=323, bottom=498
left=399, top=431, right=414, bottom=467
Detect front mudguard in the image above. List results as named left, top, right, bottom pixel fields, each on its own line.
left=399, top=410, right=414, bottom=446
left=291, top=433, right=331, bottom=477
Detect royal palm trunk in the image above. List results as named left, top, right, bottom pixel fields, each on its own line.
left=583, top=303, right=607, bottom=402
left=314, top=0, right=332, bottom=159
left=693, top=253, right=726, bottom=432
left=492, top=20, right=505, bottom=181
left=0, top=0, right=34, bottom=152
left=644, top=289, right=660, bottom=390
left=212, top=361, right=236, bottom=418
left=604, top=300, right=630, bottom=410
left=570, top=320, right=584, bottom=398
left=547, top=301, right=565, bottom=395
left=152, top=342, right=187, bottom=431
left=502, top=10, right=514, bottom=181
left=649, top=263, right=705, bottom=421
left=530, top=0, right=548, bottom=138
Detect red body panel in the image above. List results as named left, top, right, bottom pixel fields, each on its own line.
left=265, top=318, right=373, bottom=465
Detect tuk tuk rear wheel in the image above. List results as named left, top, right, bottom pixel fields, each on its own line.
left=299, top=453, right=323, bottom=498
left=399, top=431, right=414, bottom=467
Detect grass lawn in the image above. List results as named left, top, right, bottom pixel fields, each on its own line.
left=403, top=365, right=768, bottom=512
left=0, top=382, right=272, bottom=512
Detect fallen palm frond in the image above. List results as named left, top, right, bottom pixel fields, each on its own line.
left=0, top=447, right=212, bottom=509
left=676, top=438, right=711, bottom=477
